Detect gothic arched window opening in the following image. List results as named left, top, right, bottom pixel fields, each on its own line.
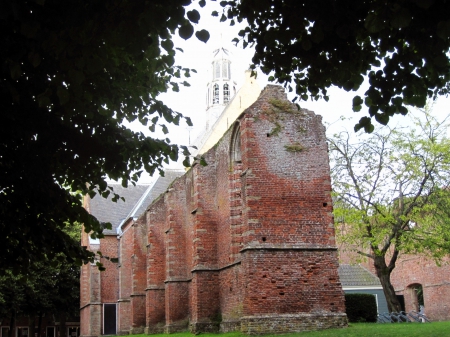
left=223, top=84, right=230, bottom=103
left=231, top=123, right=242, bottom=163
left=213, top=84, right=219, bottom=104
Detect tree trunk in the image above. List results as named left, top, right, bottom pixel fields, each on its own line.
left=9, top=310, right=16, bottom=337
left=29, top=312, right=36, bottom=337
left=374, top=255, right=402, bottom=312
left=59, top=313, right=66, bottom=337
left=37, top=312, right=43, bottom=337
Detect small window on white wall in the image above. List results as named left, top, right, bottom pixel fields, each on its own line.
left=213, top=84, right=219, bottom=104
left=223, top=84, right=230, bottom=103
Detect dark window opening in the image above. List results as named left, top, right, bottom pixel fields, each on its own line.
left=213, top=84, right=219, bottom=104
left=223, top=83, right=230, bottom=103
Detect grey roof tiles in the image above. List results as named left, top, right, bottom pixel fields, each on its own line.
left=338, top=264, right=381, bottom=287
left=88, top=169, right=184, bottom=235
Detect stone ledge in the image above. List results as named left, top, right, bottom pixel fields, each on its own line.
left=220, top=320, right=241, bottom=333
left=240, top=313, right=348, bottom=335
left=240, top=244, right=338, bottom=252
left=189, top=322, right=220, bottom=334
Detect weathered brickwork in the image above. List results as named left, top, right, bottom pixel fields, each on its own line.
left=130, top=219, right=147, bottom=334
left=339, top=234, right=450, bottom=321
left=80, top=85, right=347, bottom=335
left=391, top=255, right=450, bottom=321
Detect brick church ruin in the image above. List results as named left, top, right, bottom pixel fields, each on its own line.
left=80, top=47, right=347, bottom=335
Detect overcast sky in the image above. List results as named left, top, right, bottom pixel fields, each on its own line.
left=131, top=1, right=450, bottom=182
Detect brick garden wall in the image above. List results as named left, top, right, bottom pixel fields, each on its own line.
left=391, top=255, right=450, bottom=321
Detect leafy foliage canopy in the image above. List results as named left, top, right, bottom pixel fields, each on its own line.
left=221, top=0, right=450, bottom=132
left=0, top=0, right=209, bottom=273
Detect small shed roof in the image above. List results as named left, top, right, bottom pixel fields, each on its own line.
left=338, top=264, right=381, bottom=287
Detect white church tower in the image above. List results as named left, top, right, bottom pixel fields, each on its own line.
left=205, top=47, right=236, bottom=130
left=190, top=44, right=261, bottom=157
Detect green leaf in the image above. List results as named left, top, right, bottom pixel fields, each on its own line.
left=187, top=10, right=200, bottom=24
left=390, top=8, right=411, bottom=29
left=179, top=23, right=194, bottom=40
left=68, top=69, right=85, bottom=85
left=374, top=113, right=389, bottom=125
left=354, top=116, right=374, bottom=133
left=437, top=20, right=450, bottom=40
left=57, top=86, right=70, bottom=105
left=301, top=38, right=312, bottom=51
left=28, top=51, right=41, bottom=68
left=353, top=95, right=363, bottom=106
left=161, top=39, right=174, bottom=52
left=182, top=157, right=191, bottom=167
left=195, top=29, right=210, bottom=43
left=364, top=13, right=385, bottom=33
left=10, top=62, right=22, bottom=80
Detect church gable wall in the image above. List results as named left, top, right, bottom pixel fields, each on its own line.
left=81, top=85, right=347, bottom=336
left=140, top=85, right=346, bottom=334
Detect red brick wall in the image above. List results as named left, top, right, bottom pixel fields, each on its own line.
left=99, top=236, right=119, bottom=303
left=145, top=198, right=167, bottom=332
left=241, top=250, right=344, bottom=315
left=338, top=239, right=450, bottom=321
left=130, top=219, right=147, bottom=333
left=80, top=222, right=102, bottom=337
left=118, top=220, right=133, bottom=334
left=391, top=255, right=450, bottom=321
left=145, top=85, right=345, bottom=333
left=81, top=85, right=347, bottom=335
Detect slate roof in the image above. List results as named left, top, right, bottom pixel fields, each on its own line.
left=338, top=264, right=382, bottom=287
left=88, top=169, right=184, bottom=235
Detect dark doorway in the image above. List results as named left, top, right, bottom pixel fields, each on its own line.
left=396, top=295, right=405, bottom=311
left=103, top=304, right=116, bottom=335
left=46, top=327, right=54, bottom=337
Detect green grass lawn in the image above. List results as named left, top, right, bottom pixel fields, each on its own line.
left=132, top=321, right=450, bottom=337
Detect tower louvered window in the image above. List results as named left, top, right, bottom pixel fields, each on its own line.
left=222, top=61, right=230, bottom=79
left=213, top=84, right=219, bottom=104
left=223, top=83, right=230, bottom=103
left=215, top=62, right=220, bottom=80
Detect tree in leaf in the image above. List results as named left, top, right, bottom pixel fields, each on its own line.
left=0, top=222, right=82, bottom=337
left=329, top=109, right=450, bottom=312
left=0, top=0, right=210, bottom=273
left=221, top=0, right=450, bottom=132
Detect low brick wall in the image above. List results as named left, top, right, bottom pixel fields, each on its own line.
left=240, top=313, right=348, bottom=335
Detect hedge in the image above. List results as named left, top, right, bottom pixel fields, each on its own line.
left=345, top=293, right=378, bottom=323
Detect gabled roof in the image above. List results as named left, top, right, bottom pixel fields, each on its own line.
left=88, top=170, right=184, bottom=235
left=338, top=264, right=382, bottom=287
